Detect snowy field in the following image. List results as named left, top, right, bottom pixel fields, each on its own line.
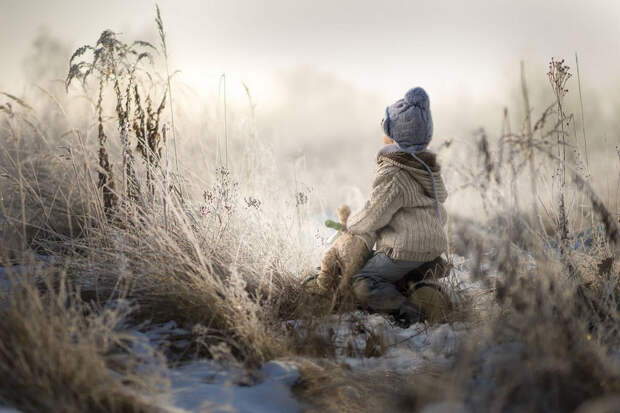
left=0, top=255, right=491, bottom=412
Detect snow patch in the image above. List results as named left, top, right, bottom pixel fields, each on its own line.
left=129, top=321, right=301, bottom=413
left=166, top=360, right=300, bottom=413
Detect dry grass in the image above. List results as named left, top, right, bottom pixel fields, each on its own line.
left=0, top=6, right=618, bottom=412
left=0, top=96, right=90, bottom=262
left=448, top=257, right=620, bottom=412
left=0, top=264, right=168, bottom=412
left=292, top=359, right=459, bottom=413
left=438, top=58, right=620, bottom=413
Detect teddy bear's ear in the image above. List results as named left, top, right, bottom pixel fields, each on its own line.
left=337, top=204, right=351, bottom=226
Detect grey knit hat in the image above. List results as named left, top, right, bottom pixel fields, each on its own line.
left=382, top=87, right=433, bottom=154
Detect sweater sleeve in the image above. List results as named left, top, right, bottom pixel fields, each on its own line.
left=347, top=168, right=403, bottom=235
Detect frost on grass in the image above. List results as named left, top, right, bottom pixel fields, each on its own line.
left=2, top=14, right=619, bottom=412
left=109, top=255, right=485, bottom=413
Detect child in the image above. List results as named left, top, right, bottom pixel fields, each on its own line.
left=346, top=87, right=448, bottom=323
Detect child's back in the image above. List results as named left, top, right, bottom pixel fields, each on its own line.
left=348, top=148, right=447, bottom=262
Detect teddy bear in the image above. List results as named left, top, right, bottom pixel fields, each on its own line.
left=316, top=205, right=371, bottom=296
left=314, top=205, right=454, bottom=322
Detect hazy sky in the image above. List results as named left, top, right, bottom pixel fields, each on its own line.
left=1, top=0, right=619, bottom=212
left=2, top=0, right=620, bottom=105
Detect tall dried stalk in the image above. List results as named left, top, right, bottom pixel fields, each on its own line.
left=575, top=52, right=589, bottom=171
left=221, top=73, right=228, bottom=168
left=547, top=58, right=572, bottom=259
left=133, top=85, right=166, bottom=197
left=114, top=76, right=140, bottom=205
left=156, top=5, right=180, bottom=178
left=96, top=77, right=116, bottom=214
left=66, top=28, right=168, bottom=217
left=520, top=61, right=546, bottom=242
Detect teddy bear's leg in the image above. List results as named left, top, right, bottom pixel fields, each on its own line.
left=338, top=258, right=361, bottom=295
left=331, top=239, right=370, bottom=311
left=331, top=263, right=357, bottom=312
left=317, top=247, right=340, bottom=291
left=338, top=237, right=371, bottom=290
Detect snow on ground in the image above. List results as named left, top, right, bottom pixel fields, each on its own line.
left=165, top=360, right=300, bottom=413
left=308, top=311, right=467, bottom=373
left=302, top=255, right=489, bottom=373
left=135, top=316, right=470, bottom=412
left=128, top=320, right=302, bottom=413
left=133, top=254, right=487, bottom=413
left=0, top=261, right=303, bottom=413
left=0, top=255, right=491, bottom=412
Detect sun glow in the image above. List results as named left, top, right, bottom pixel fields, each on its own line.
left=178, top=67, right=275, bottom=109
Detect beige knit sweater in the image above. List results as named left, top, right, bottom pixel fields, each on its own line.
left=348, top=151, right=448, bottom=262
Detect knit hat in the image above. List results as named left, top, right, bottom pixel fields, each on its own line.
left=382, top=87, right=433, bottom=154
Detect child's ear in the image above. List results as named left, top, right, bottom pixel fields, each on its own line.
left=383, top=136, right=394, bottom=145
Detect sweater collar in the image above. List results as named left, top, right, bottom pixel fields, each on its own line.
left=377, top=147, right=441, bottom=173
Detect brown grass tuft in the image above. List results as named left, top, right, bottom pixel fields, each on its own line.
left=0, top=266, right=168, bottom=412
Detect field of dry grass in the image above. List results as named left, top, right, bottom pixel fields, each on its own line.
left=0, top=8, right=618, bottom=413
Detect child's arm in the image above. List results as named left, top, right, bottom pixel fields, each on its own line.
left=347, top=169, right=403, bottom=235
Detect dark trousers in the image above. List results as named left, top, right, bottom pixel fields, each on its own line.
left=351, top=252, right=423, bottom=311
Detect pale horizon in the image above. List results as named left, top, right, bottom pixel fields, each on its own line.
left=2, top=0, right=620, bottom=103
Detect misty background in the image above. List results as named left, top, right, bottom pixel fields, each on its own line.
left=1, top=0, right=619, bottom=219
